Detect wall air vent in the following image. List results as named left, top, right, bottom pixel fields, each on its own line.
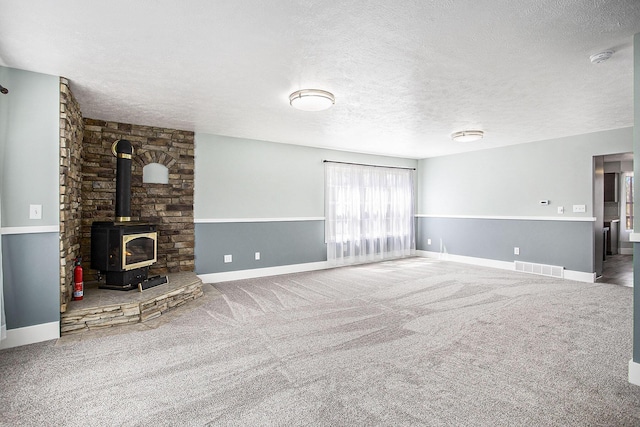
left=514, top=261, right=564, bottom=279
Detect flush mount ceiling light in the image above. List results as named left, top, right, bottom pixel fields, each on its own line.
left=451, top=130, right=484, bottom=142
left=289, top=89, right=335, bottom=111
left=590, top=50, right=614, bottom=64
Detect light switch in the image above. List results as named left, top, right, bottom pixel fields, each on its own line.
left=572, top=204, right=586, bottom=213
left=29, top=204, right=42, bottom=220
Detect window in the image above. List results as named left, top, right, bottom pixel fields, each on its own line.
left=625, top=173, right=634, bottom=231
left=325, top=162, right=415, bottom=265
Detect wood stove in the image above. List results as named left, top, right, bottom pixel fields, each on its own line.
left=91, top=139, right=167, bottom=291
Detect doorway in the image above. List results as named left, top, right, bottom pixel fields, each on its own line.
left=597, top=152, right=634, bottom=287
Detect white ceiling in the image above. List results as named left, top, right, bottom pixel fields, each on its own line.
left=1, top=0, right=639, bottom=159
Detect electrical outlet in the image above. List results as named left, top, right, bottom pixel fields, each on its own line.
left=255, top=252, right=260, bottom=260
left=223, top=254, right=232, bottom=263
left=514, top=247, right=520, bottom=255
left=427, top=239, right=431, bottom=245
left=29, top=204, right=42, bottom=220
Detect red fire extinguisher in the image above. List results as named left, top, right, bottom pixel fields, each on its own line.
left=73, top=257, right=84, bottom=301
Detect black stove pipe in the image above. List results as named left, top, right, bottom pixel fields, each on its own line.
left=114, top=139, right=132, bottom=222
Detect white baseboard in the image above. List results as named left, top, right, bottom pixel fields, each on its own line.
left=416, top=250, right=595, bottom=283
left=619, top=248, right=634, bottom=255
left=200, top=252, right=598, bottom=284
left=629, top=360, right=640, bottom=386
left=198, top=261, right=332, bottom=283
left=0, top=321, right=60, bottom=349
left=416, top=250, right=514, bottom=270
left=563, top=270, right=597, bottom=283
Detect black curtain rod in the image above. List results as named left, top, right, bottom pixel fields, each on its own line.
left=323, top=160, right=416, bottom=171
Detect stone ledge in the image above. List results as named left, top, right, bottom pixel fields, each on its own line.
left=61, top=272, right=203, bottom=335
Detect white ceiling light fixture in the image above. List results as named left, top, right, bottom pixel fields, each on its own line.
left=589, top=50, right=614, bottom=64
left=289, top=89, right=335, bottom=111
left=451, top=130, right=484, bottom=142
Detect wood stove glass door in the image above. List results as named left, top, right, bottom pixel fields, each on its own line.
left=122, top=232, right=157, bottom=270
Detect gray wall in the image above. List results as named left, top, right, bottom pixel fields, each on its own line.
left=194, top=134, right=417, bottom=274
left=0, top=66, right=60, bottom=330
left=0, top=67, right=59, bottom=227
left=2, top=234, right=60, bottom=328
left=195, top=221, right=326, bottom=273
left=195, top=133, right=417, bottom=219
left=418, top=128, right=633, bottom=274
left=417, top=217, right=594, bottom=272
left=418, top=127, right=632, bottom=218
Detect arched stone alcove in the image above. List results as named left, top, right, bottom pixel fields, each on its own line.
left=143, top=162, right=169, bottom=184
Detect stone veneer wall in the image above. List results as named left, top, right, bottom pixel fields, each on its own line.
left=81, top=119, right=195, bottom=281
left=59, top=78, right=84, bottom=313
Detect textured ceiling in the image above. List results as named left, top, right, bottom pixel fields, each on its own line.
left=1, top=0, right=639, bottom=158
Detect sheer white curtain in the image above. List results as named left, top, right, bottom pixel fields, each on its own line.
left=325, top=162, right=415, bottom=265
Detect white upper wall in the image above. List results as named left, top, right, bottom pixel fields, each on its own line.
left=0, top=67, right=59, bottom=227
left=418, top=127, right=633, bottom=218
left=195, top=134, right=418, bottom=219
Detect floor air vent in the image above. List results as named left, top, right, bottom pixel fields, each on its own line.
left=514, top=261, right=564, bottom=279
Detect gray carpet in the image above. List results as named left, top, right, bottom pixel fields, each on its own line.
left=1, top=257, right=639, bottom=426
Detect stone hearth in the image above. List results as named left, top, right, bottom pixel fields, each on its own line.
left=61, top=272, right=204, bottom=335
